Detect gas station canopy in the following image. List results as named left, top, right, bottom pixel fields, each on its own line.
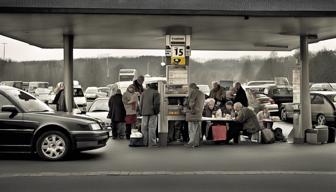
left=1, top=0, right=336, bottom=50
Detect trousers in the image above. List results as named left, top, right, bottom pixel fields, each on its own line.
left=141, top=115, right=158, bottom=146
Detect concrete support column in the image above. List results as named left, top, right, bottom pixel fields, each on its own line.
left=63, top=34, right=74, bottom=113
left=294, top=35, right=312, bottom=143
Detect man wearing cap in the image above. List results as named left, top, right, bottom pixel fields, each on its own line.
left=185, top=83, right=205, bottom=147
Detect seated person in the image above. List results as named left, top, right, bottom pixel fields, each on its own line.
left=222, top=100, right=236, bottom=118
left=256, top=107, right=272, bottom=129
left=202, top=98, right=217, bottom=140
left=227, top=102, right=261, bottom=143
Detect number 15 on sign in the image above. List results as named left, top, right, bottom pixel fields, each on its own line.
left=172, top=46, right=185, bottom=57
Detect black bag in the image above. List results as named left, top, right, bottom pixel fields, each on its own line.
left=273, top=127, right=285, bottom=142
left=129, top=137, right=144, bottom=147
left=328, top=127, right=335, bottom=143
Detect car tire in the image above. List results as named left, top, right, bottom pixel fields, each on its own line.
left=36, top=131, right=71, bottom=161
left=280, top=108, right=287, bottom=121
left=317, top=114, right=327, bottom=126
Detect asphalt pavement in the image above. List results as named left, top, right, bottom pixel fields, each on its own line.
left=0, top=121, right=335, bottom=192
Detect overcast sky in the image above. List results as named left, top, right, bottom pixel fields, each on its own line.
left=1, top=35, right=336, bottom=62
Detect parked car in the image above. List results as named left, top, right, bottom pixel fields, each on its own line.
left=280, top=91, right=336, bottom=125
left=85, top=87, right=99, bottom=102
left=85, top=98, right=111, bottom=136
left=246, top=80, right=275, bottom=87
left=263, top=85, right=293, bottom=110
left=0, top=81, right=23, bottom=90
left=97, top=87, right=110, bottom=97
left=34, top=88, right=55, bottom=104
left=74, top=86, right=87, bottom=111
left=245, top=88, right=278, bottom=113
left=310, top=83, right=336, bottom=91
left=197, top=84, right=210, bottom=97
left=0, top=86, right=109, bottom=160
left=28, top=81, right=49, bottom=94
left=114, top=81, right=133, bottom=94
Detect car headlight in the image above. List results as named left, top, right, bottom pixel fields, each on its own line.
left=90, top=123, right=102, bottom=131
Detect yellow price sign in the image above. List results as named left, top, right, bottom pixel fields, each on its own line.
left=171, top=57, right=186, bottom=65
left=171, top=46, right=186, bottom=65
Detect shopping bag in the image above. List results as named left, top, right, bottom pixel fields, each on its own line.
left=212, top=125, right=227, bottom=141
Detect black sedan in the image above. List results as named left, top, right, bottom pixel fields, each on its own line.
left=0, top=86, right=109, bottom=160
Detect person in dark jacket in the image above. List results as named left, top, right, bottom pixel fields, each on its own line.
left=52, top=87, right=66, bottom=112
left=52, top=83, right=75, bottom=112
left=227, top=102, right=261, bottom=144
left=107, top=89, right=126, bottom=139
left=233, top=82, right=248, bottom=107
left=140, top=83, right=160, bottom=147
left=132, top=75, right=145, bottom=94
left=185, top=83, right=205, bottom=147
left=209, top=81, right=226, bottom=105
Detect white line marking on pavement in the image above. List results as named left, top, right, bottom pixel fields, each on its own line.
left=0, top=171, right=336, bottom=178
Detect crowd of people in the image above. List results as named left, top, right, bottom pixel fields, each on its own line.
left=52, top=75, right=271, bottom=148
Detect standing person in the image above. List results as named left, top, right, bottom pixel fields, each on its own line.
left=140, top=83, right=160, bottom=147
left=186, top=83, right=205, bottom=148
left=234, top=82, right=248, bottom=107
left=52, top=82, right=75, bottom=112
left=132, top=75, right=145, bottom=94
left=52, top=83, right=65, bottom=111
left=122, top=85, right=138, bottom=139
left=209, top=81, right=226, bottom=106
left=107, top=89, right=126, bottom=139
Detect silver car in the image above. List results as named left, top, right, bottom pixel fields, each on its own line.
left=280, top=91, right=336, bottom=125
left=245, top=88, right=279, bottom=113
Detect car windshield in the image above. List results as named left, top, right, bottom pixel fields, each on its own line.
left=89, top=99, right=109, bottom=112
left=272, top=88, right=293, bottom=96
left=74, top=88, right=84, bottom=97
left=7, top=89, right=53, bottom=112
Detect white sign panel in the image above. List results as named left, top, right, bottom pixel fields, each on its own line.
left=292, top=68, right=300, bottom=103
left=170, top=35, right=186, bottom=43
left=168, top=68, right=188, bottom=85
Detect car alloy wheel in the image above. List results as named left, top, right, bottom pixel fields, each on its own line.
left=36, top=131, right=70, bottom=161
left=317, top=114, right=326, bottom=126
left=280, top=108, right=287, bottom=121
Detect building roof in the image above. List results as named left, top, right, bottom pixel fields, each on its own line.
left=1, top=0, right=336, bottom=50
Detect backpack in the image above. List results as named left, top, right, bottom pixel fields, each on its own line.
left=273, top=127, right=285, bottom=142
left=261, top=128, right=275, bottom=144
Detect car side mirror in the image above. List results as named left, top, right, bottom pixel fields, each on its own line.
left=80, top=110, right=86, bottom=115
left=2, top=105, right=18, bottom=113
left=1, top=105, right=19, bottom=118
